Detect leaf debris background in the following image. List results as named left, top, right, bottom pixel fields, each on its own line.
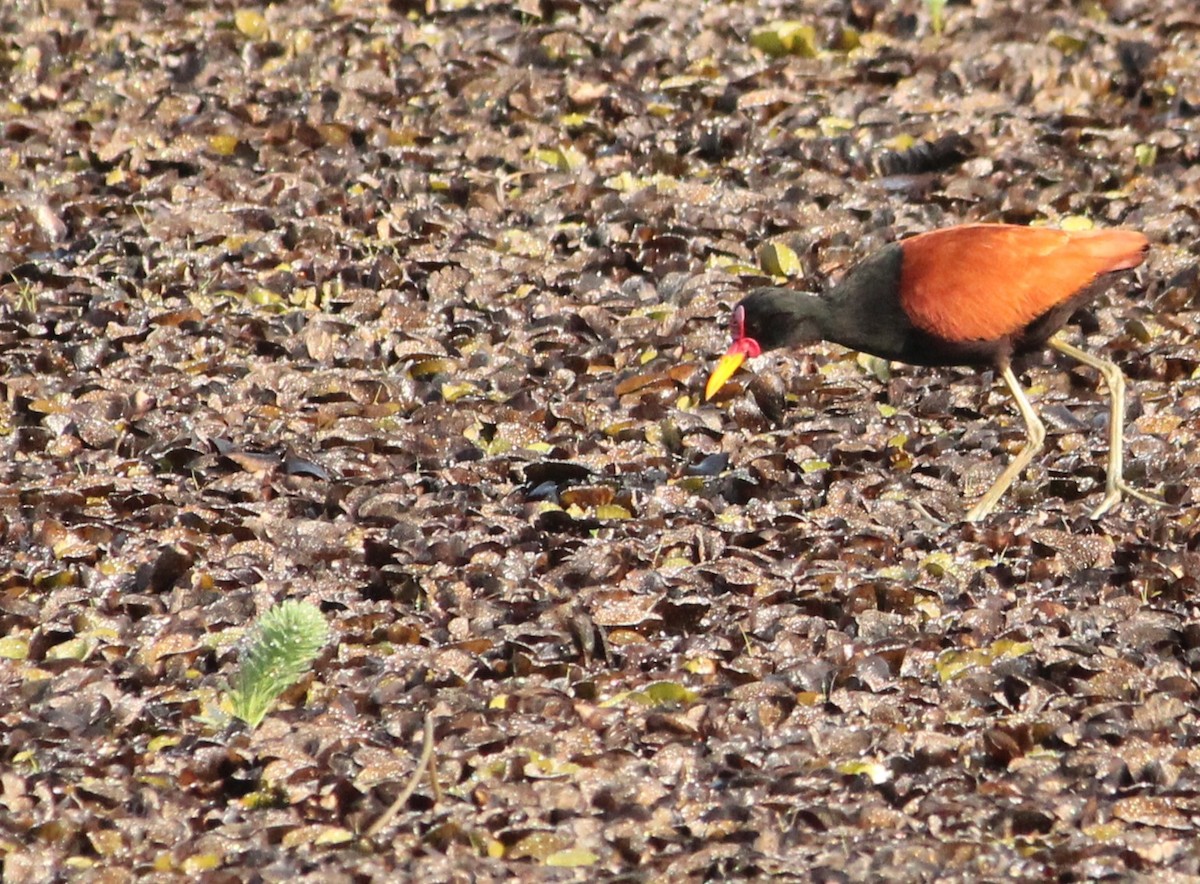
left=0, top=0, right=1199, bottom=878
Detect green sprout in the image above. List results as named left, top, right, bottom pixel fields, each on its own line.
left=926, top=0, right=948, bottom=36
left=9, top=276, right=38, bottom=313
left=228, top=600, right=330, bottom=729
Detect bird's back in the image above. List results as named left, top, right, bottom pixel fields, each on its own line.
left=897, top=224, right=1148, bottom=345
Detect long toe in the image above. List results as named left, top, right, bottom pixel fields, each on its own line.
left=1116, top=480, right=1164, bottom=508
left=1088, top=490, right=1122, bottom=519
left=1089, top=480, right=1164, bottom=519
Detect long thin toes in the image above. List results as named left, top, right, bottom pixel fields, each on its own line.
left=1089, top=482, right=1164, bottom=518
left=1115, top=481, right=1164, bottom=508
left=1089, top=491, right=1122, bottom=519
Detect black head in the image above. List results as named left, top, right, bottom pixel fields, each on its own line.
left=732, top=287, right=826, bottom=352
left=705, top=287, right=824, bottom=400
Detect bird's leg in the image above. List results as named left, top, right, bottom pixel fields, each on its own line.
left=965, top=365, right=1046, bottom=522
left=1049, top=338, right=1162, bottom=518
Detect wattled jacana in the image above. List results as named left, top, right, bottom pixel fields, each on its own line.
left=705, top=223, right=1158, bottom=521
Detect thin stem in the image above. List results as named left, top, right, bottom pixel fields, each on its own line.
left=365, top=712, right=437, bottom=841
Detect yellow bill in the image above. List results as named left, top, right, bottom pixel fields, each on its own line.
left=705, top=350, right=747, bottom=400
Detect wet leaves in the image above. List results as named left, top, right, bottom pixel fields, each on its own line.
left=0, top=0, right=1199, bottom=880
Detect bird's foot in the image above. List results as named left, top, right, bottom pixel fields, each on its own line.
left=911, top=500, right=950, bottom=526
left=1089, top=479, right=1164, bottom=519
left=963, top=500, right=992, bottom=523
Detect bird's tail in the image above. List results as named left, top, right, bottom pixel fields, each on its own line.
left=1075, top=229, right=1149, bottom=273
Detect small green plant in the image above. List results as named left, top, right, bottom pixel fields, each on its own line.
left=9, top=275, right=38, bottom=313
left=926, top=0, right=948, bottom=36
left=228, top=600, right=330, bottom=729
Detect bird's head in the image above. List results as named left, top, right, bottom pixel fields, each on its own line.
left=705, top=289, right=822, bottom=400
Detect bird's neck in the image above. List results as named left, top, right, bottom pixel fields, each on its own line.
left=770, top=294, right=836, bottom=350
left=747, top=241, right=911, bottom=359
left=817, top=243, right=913, bottom=360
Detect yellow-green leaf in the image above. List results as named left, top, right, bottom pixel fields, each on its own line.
left=837, top=759, right=892, bottom=784
left=524, top=750, right=582, bottom=779
left=546, top=848, right=599, bottom=867
left=835, top=26, right=861, bottom=51
left=234, top=10, right=268, bottom=40
left=509, top=832, right=568, bottom=861
left=857, top=353, right=891, bottom=381
left=45, top=636, right=96, bottom=662
left=533, top=144, right=585, bottom=172
left=759, top=242, right=801, bottom=277
left=595, top=504, right=632, bottom=520
left=181, top=853, right=222, bottom=874
left=0, top=635, right=30, bottom=660
left=209, top=134, right=239, bottom=156
left=410, top=357, right=456, bottom=379
left=819, top=116, right=856, bottom=136
left=314, top=827, right=355, bottom=845
left=146, top=735, right=182, bottom=753
left=440, top=381, right=480, bottom=403
left=1048, top=30, right=1087, bottom=54
left=245, top=288, right=285, bottom=309
left=750, top=21, right=818, bottom=58
left=642, top=681, right=697, bottom=706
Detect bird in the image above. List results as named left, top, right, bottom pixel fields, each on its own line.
left=705, top=223, right=1158, bottom=521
